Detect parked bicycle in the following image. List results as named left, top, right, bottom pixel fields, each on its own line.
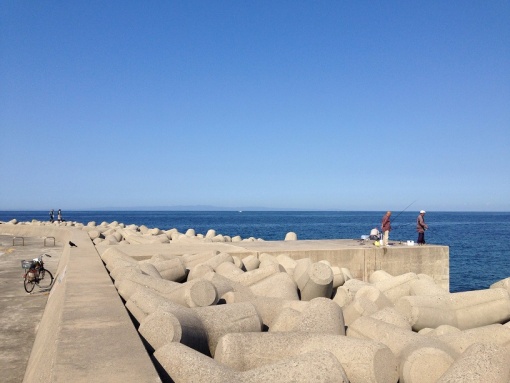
left=21, top=254, right=54, bottom=293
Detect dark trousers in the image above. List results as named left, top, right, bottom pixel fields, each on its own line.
left=417, top=232, right=425, bottom=244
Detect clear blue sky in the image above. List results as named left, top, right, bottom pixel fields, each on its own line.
left=1, top=1, right=509, bottom=211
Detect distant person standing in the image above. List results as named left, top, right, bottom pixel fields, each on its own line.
left=417, top=210, right=429, bottom=245
left=57, top=209, right=62, bottom=223
left=49, top=209, right=54, bottom=223
left=381, top=211, right=392, bottom=246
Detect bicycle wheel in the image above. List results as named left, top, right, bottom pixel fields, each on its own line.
left=37, top=269, right=54, bottom=289
left=24, top=273, right=36, bottom=293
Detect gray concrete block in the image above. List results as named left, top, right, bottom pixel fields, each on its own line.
left=139, top=262, right=162, bottom=279
left=369, top=270, right=393, bottom=284
left=343, top=296, right=379, bottom=326
left=241, top=255, right=260, bottom=271
left=436, top=323, right=510, bottom=354
left=292, top=297, right=345, bottom=335
left=202, top=271, right=255, bottom=301
left=410, top=277, right=448, bottom=296
left=109, top=264, right=142, bottom=282
left=215, top=261, right=244, bottom=279
left=249, top=272, right=299, bottom=300
left=285, top=232, right=297, bottom=240
left=155, top=342, right=348, bottom=383
left=214, top=332, right=399, bottom=383
left=347, top=316, right=458, bottom=383
left=269, top=307, right=302, bottom=332
left=139, top=306, right=209, bottom=354
left=201, top=252, right=234, bottom=270
left=258, top=252, right=279, bottom=265
left=234, top=263, right=283, bottom=286
left=355, top=285, right=394, bottom=310
left=374, top=272, right=418, bottom=303
left=333, top=279, right=370, bottom=307
left=296, top=262, right=333, bottom=301
left=149, top=258, right=187, bottom=282
left=437, top=343, right=510, bottom=383
left=369, top=307, right=412, bottom=330
left=331, top=266, right=346, bottom=288
left=100, top=246, right=138, bottom=268
left=421, top=324, right=461, bottom=337
left=490, top=277, right=510, bottom=293
left=193, top=302, right=262, bottom=356
left=187, top=263, right=214, bottom=281
left=138, top=299, right=261, bottom=356
left=161, top=278, right=219, bottom=308
left=396, top=288, right=510, bottom=331
left=292, top=258, right=312, bottom=284
left=276, top=253, right=297, bottom=275
left=181, top=251, right=220, bottom=269
left=244, top=297, right=308, bottom=329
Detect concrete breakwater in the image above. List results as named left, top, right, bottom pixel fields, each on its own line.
left=2, top=219, right=510, bottom=382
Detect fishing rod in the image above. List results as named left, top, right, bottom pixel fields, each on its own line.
left=391, top=200, right=417, bottom=226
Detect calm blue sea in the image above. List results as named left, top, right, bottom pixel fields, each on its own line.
left=2, top=211, right=509, bottom=293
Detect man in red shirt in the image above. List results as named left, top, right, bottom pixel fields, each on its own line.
left=381, top=211, right=392, bottom=246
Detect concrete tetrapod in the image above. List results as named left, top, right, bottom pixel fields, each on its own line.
left=289, top=297, right=345, bottom=334
left=343, top=285, right=394, bottom=325
left=269, top=307, right=303, bottom=332
left=333, top=278, right=371, bottom=307
left=275, top=253, right=297, bottom=275
left=343, top=297, right=379, bottom=326
left=295, top=261, right=334, bottom=301
left=436, top=342, right=510, bottom=383
left=181, top=251, right=219, bottom=269
left=138, top=301, right=262, bottom=356
left=128, top=287, right=262, bottom=355
left=233, top=262, right=283, bottom=286
left=201, top=271, right=255, bottom=302
left=200, top=252, right=235, bottom=270
left=395, top=288, right=510, bottom=331
left=187, top=263, right=214, bottom=281
left=409, top=276, right=448, bottom=296
left=373, top=272, right=418, bottom=303
left=292, top=258, right=312, bottom=283
left=145, top=257, right=187, bottom=282
left=248, top=272, right=299, bottom=300
left=331, top=266, right=346, bottom=288
left=347, top=316, right=458, bottom=383
left=214, top=332, right=399, bottom=383
left=138, top=262, right=162, bottom=279
left=370, top=307, right=412, bottom=330
left=116, top=272, right=218, bottom=307
left=435, top=323, right=510, bottom=354
left=236, top=296, right=308, bottom=329
left=241, top=255, right=260, bottom=271
left=369, top=270, right=394, bottom=284
left=154, top=342, right=348, bottom=383
left=215, top=261, right=245, bottom=279
left=490, top=276, right=510, bottom=293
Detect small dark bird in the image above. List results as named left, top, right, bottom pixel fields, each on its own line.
left=69, top=241, right=77, bottom=247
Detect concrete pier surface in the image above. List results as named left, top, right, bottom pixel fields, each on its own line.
left=7, top=219, right=509, bottom=383
left=0, top=235, right=62, bottom=383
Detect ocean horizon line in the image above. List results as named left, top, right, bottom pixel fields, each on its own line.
left=1, top=208, right=509, bottom=214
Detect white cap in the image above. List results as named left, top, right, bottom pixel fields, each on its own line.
left=420, top=210, right=426, bottom=214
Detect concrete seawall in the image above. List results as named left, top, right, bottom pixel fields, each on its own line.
left=103, top=239, right=449, bottom=290
left=1, top=223, right=449, bottom=382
